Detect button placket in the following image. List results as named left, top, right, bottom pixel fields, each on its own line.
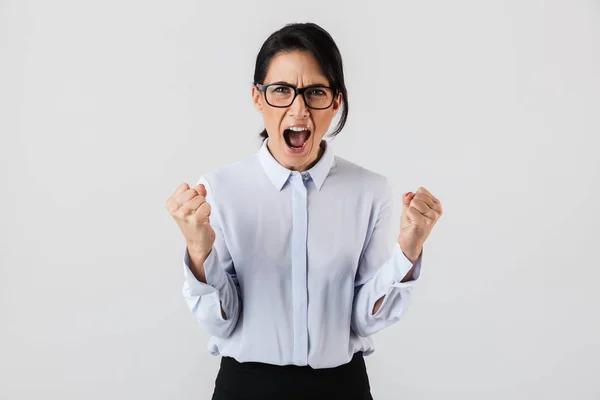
left=290, top=172, right=309, bottom=365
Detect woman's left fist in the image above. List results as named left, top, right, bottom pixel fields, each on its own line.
left=398, top=187, right=443, bottom=262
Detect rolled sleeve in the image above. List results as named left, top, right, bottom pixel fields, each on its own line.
left=180, top=176, right=241, bottom=338
left=351, top=179, right=424, bottom=338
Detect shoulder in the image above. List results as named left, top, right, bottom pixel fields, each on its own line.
left=195, top=153, right=259, bottom=197
left=332, top=155, right=390, bottom=198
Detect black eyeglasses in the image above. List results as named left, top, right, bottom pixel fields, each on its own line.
left=254, top=83, right=336, bottom=110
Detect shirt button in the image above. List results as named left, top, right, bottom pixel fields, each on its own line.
left=302, top=174, right=309, bottom=180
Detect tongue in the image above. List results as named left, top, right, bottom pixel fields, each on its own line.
left=288, top=130, right=308, bottom=147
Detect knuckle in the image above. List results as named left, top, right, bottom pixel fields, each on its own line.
left=416, top=193, right=429, bottom=202
left=200, top=201, right=211, bottom=215
left=166, top=202, right=178, bottom=214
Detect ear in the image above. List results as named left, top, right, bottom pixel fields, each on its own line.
left=252, top=85, right=263, bottom=113
left=332, top=92, right=343, bottom=115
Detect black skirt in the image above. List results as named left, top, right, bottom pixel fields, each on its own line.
left=211, top=352, right=373, bottom=400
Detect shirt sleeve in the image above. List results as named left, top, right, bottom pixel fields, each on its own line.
left=350, top=179, right=423, bottom=338
left=181, top=176, right=241, bottom=339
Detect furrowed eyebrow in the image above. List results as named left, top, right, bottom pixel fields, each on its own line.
left=269, top=81, right=294, bottom=86
left=266, top=81, right=329, bottom=88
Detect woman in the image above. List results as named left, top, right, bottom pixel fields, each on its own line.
left=166, top=22, right=443, bottom=400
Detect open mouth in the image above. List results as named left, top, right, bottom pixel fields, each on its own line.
left=283, top=127, right=311, bottom=151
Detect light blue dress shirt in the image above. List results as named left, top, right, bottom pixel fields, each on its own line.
left=182, top=137, right=423, bottom=369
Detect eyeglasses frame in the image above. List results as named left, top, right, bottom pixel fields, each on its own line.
left=254, top=82, right=337, bottom=110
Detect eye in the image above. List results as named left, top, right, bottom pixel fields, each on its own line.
left=272, top=86, right=291, bottom=94
left=307, top=88, right=326, bottom=96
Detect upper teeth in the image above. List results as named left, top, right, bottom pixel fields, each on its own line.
left=289, top=126, right=309, bottom=131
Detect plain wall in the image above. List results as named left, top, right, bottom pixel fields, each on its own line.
left=1, top=0, right=599, bottom=399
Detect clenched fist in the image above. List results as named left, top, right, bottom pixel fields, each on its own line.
left=166, top=182, right=215, bottom=260
left=398, top=187, right=443, bottom=263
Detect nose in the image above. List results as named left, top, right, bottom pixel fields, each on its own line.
left=289, top=92, right=309, bottom=118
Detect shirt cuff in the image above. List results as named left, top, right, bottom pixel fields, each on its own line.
left=183, top=247, right=220, bottom=297
left=388, top=242, right=423, bottom=286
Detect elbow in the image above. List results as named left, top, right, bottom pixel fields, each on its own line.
left=352, top=313, right=403, bottom=338
left=186, top=291, right=242, bottom=339
left=351, top=291, right=412, bottom=337
left=351, top=315, right=381, bottom=338
left=352, top=326, right=372, bottom=339
left=351, top=291, right=388, bottom=338
left=198, top=305, right=240, bottom=338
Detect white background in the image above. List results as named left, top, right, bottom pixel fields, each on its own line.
left=1, top=0, right=599, bottom=399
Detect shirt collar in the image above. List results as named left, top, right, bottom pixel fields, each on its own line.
left=258, top=137, right=335, bottom=191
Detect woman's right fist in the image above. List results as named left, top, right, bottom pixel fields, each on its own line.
left=166, top=182, right=216, bottom=259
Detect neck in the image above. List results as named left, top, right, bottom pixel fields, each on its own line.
left=302, top=142, right=325, bottom=172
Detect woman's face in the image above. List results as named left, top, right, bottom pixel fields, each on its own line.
left=252, top=50, right=342, bottom=172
